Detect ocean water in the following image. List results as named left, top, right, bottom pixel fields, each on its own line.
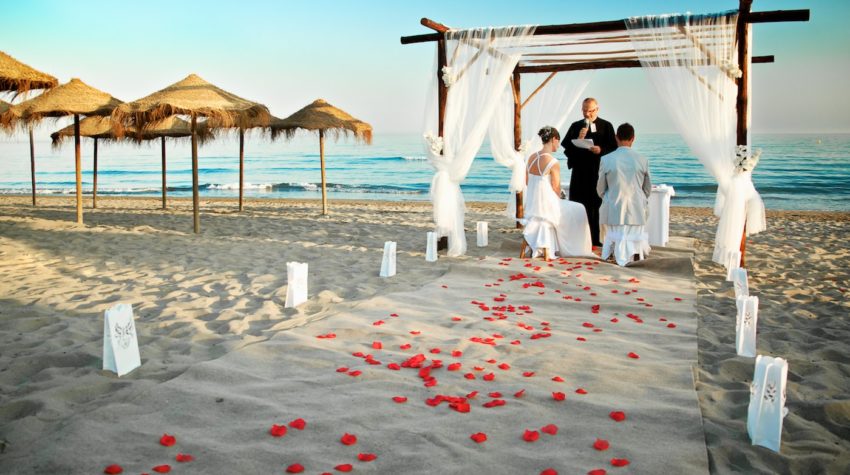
left=1, top=132, right=848, bottom=211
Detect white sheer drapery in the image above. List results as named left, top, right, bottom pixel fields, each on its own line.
left=626, top=12, right=766, bottom=266
left=489, top=71, right=592, bottom=218
left=423, top=25, right=536, bottom=256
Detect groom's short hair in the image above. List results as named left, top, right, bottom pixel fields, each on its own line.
left=616, top=123, right=635, bottom=141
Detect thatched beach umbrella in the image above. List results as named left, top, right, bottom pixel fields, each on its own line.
left=112, top=74, right=270, bottom=233
left=0, top=50, right=59, bottom=206
left=51, top=116, right=118, bottom=209
left=270, top=99, right=372, bottom=215
left=1, top=78, right=122, bottom=224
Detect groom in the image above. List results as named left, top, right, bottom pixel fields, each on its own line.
left=562, top=97, right=617, bottom=247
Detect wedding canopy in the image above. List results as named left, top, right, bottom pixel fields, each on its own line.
left=0, top=78, right=123, bottom=224
left=112, top=74, right=271, bottom=233
left=401, top=1, right=808, bottom=263
left=0, top=51, right=59, bottom=207
left=270, top=99, right=372, bottom=215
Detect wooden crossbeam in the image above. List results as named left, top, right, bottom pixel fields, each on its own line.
left=516, top=55, right=773, bottom=74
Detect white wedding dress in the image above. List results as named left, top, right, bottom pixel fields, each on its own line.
left=522, top=152, right=594, bottom=258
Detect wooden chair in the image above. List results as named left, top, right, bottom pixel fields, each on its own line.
left=519, top=238, right=550, bottom=261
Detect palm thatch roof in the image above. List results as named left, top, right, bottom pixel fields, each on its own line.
left=0, top=51, right=59, bottom=95
left=51, top=115, right=213, bottom=147
left=112, top=74, right=271, bottom=133
left=269, top=99, right=372, bottom=143
left=0, top=78, right=122, bottom=131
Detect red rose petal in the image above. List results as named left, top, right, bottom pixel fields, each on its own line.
left=289, top=418, right=307, bottom=430
left=175, top=453, right=194, bottom=463
left=588, top=469, right=607, bottom=475
left=541, top=469, right=558, bottom=475
left=593, top=438, right=610, bottom=451
left=488, top=392, right=503, bottom=398
left=552, top=376, right=565, bottom=382
left=523, top=371, right=535, bottom=377
left=159, top=433, right=176, bottom=447
left=609, top=411, right=626, bottom=422
left=541, top=424, right=559, bottom=435
left=498, top=363, right=511, bottom=370
left=667, top=323, right=677, bottom=328
left=470, top=432, right=488, bottom=443
left=103, top=465, right=123, bottom=475
left=340, top=433, right=357, bottom=445
left=514, top=389, right=526, bottom=398
left=348, top=370, right=362, bottom=377
left=286, top=463, right=304, bottom=473
left=372, top=341, right=382, bottom=349
left=392, top=396, right=407, bottom=403
left=357, top=453, right=377, bottom=462
left=335, top=463, right=353, bottom=472
left=575, top=388, right=587, bottom=395
left=447, top=362, right=462, bottom=371
left=400, top=343, right=412, bottom=350
left=451, top=350, right=463, bottom=357
left=523, top=429, right=540, bottom=442
left=270, top=424, right=288, bottom=437
left=336, top=367, right=349, bottom=373
left=483, top=373, right=495, bottom=381
left=152, top=465, right=171, bottom=474
left=552, top=392, right=566, bottom=401
left=610, top=458, right=630, bottom=467
left=627, top=352, right=640, bottom=359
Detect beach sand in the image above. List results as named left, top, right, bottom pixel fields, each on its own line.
left=0, top=195, right=847, bottom=474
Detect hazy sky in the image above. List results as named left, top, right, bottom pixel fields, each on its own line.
left=2, top=0, right=848, bottom=136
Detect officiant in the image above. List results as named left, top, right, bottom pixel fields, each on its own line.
left=562, top=97, right=617, bottom=247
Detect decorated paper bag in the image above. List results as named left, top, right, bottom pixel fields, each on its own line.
left=285, top=262, right=308, bottom=308
left=736, top=295, right=759, bottom=357
left=747, top=355, right=789, bottom=452
left=476, top=221, right=488, bottom=247
left=426, top=232, right=438, bottom=262
left=380, top=241, right=397, bottom=277
left=732, top=267, right=750, bottom=298
left=726, top=250, right=741, bottom=281
left=103, top=303, right=141, bottom=377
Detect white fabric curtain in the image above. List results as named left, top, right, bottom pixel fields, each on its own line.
left=423, top=25, right=536, bottom=256
left=489, top=71, right=593, bottom=218
left=626, top=12, right=766, bottom=266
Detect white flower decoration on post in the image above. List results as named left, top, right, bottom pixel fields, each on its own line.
left=424, top=132, right=444, bottom=156
left=719, top=59, right=743, bottom=79
left=735, top=145, right=762, bottom=173
left=441, top=65, right=457, bottom=87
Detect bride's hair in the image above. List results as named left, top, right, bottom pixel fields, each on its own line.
left=538, top=126, right=560, bottom=143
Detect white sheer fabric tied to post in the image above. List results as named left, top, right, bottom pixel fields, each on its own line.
left=422, top=25, right=537, bottom=256
left=425, top=231, right=438, bottom=262
left=748, top=355, right=789, bottom=452
left=732, top=267, right=750, bottom=298
left=626, top=12, right=766, bottom=269
left=285, top=262, right=308, bottom=308
left=725, top=250, right=742, bottom=281
left=380, top=241, right=397, bottom=277
left=736, top=295, right=759, bottom=357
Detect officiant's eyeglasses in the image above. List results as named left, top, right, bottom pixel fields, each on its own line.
left=582, top=107, right=598, bottom=113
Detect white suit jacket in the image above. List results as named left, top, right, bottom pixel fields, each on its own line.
left=596, top=146, right=652, bottom=225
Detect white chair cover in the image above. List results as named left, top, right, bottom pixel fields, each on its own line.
left=601, top=225, right=650, bottom=266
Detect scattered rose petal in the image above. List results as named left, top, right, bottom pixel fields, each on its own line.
left=577, top=337, right=587, bottom=342
left=588, top=469, right=607, bottom=475
left=593, top=438, right=610, bottom=451
left=552, top=376, right=564, bottom=382
left=627, top=352, right=640, bottom=359
left=541, top=469, right=558, bottom=475
left=470, top=432, right=488, bottom=443
left=447, top=362, right=462, bottom=371
left=335, top=463, right=353, bottom=472
left=523, top=429, right=540, bottom=442
left=609, top=411, right=626, bottom=422
left=387, top=363, right=401, bottom=371
left=289, top=418, right=307, bottom=430
left=452, top=350, right=463, bottom=357
left=611, top=458, right=630, bottom=467
left=552, top=392, right=566, bottom=401
left=541, top=424, right=559, bottom=435
left=152, top=465, right=171, bottom=474
left=357, top=453, right=377, bottom=462
left=667, top=323, right=677, bottom=328
left=498, top=363, right=511, bottom=370
left=103, top=465, right=123, bottom=475
left=348, top=370, right=362, bottom=377
left=523, top=371, right=535, bottom=377
left=159, top=434, right=176, bottom=447
left=336, top=367, right=349, bottom=373
left=270, top=424, right=288, bottom=437
left=372, top=341, right=382, bottom=349
left=575, top=388, right=587, bottom=395
left=392, top=396, right=407, bottom=403
left=286, top=463, right=304, bottom=473
left=483, top=373, right=495, bottom=381
left=175, top=453, right=194, bottom=463
left=400, top=343, right=412, bottom=350
left=514, top=389, right=526, bottom=398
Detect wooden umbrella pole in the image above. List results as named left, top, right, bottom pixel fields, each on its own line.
left=161, top=136, right=167, bottom=209
left=74, top=114, right=83, bottom=224
left=191, top=115, right=200, bottom=234
left=319, top=129, right=328, bottom=215
left=239, top=129, right=245, bottom=212
left=92, top=138, right=98, bottom=209
left=29, top=126, right=36, bottom=206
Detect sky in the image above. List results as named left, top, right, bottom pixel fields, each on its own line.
left=2, top=0, right=848, bottom=137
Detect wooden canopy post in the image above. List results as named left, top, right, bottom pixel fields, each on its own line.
left=512, top=69, right=524, bottom=229
left=29, top=126, right=36, bottom=206
left=191, top=115, right=200, bottom=234
left=736, top=0, right=753, bottom=267
left=161, top=136, right=167, bottom=209
left=319, top=129, right=328, bottom=215
left=92, top=138, right=98, bottom=209
left=239, top=129, right=245, bottom=212
left=74, top=114, right=83, bottom=225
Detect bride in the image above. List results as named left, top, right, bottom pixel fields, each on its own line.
left=521, top=126, right=594, bottom=258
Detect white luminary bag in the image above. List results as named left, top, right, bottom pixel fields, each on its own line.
left=285, top=262, right=308, bottom=308
left=103, top=303, right=141, bottom=377
left=425, top=232, right=438, bottom=262
left=732, top=267, right=749, bottom=298
left=726, top=250, right=741, bottom=281
left=380, top=241, right=397, bottom=277
left=735, top=295, right=759, bottom=357
left=476, top=221, right=488, bottom=247
left=748, top=355, right=789, bottom=452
